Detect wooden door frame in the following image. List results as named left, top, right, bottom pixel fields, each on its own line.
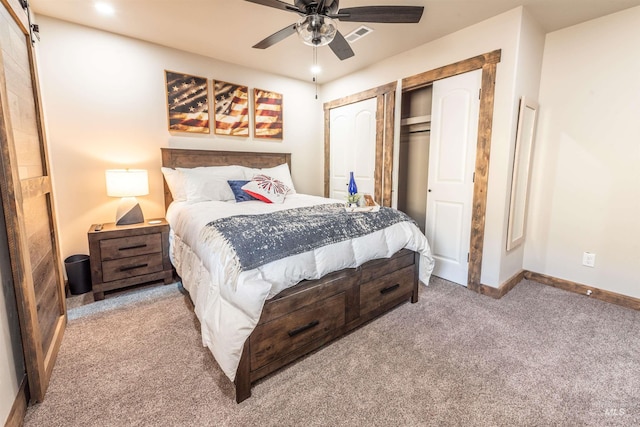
left=402, top=50, right=501, bottom=291
left=323, top=81, right=396, bottom=206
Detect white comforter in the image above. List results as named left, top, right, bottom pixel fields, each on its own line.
left=166, top=194, right=434, bottom=381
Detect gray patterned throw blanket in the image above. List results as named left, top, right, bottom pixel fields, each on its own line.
left=203, top=203, right=415, bottom=273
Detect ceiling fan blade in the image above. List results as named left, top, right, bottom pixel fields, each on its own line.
left=328, top=31, right=354, bottom=61
left=244, top=0, right=300, bottom=13
left=252, top=24, right=297, bottom=49
left=334, top=6, right=424, bottom=23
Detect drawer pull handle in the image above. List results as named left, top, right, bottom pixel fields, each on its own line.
left=119, top=244, right=148, bottom=251
left=119, top=263, right=148, bottom=272
left=380, top=284, right=400, bottom=295
left=288, top=320, right=320, bottom=337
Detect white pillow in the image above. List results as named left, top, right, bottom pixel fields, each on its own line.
left=161, top=167, right=186, bottom=202
left=241, top=174, right=290, bottom=204
left=245, top=163, right=296, bottom=194
left=177, top=165, right=246, bottom=202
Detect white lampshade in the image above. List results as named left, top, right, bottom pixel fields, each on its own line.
left=105, top=169, right=149, bottom=198
left=105, top=169, right=148, bottom=225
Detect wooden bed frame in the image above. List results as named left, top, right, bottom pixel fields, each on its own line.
left=161, top=148, right=420, bottom=403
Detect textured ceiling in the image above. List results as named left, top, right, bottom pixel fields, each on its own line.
left=29, top=0, right=640, bottom=83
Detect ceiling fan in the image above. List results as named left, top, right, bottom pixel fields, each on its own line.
left=245, top=0, right=424, bottom=60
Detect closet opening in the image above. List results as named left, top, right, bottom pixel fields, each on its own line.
left=397, top=85, right=432, bottom=233
left=400, top=49, right=501, bottom=290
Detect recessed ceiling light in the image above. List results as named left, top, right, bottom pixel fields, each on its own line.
left=95, top=2, right=115, bottom=16
left=311, top=65, right=322, bottom=74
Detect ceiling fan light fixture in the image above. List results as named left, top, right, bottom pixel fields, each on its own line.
left=296, top=14, right=337, bottom=47
left=94, top=1, right=115, bottom=16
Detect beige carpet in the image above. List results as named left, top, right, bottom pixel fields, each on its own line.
left=24, top=278, right=639, bottom=426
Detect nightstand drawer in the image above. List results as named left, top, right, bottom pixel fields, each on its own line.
left=100, top=233, right=162, bottom=261
left=102, top=253, right=164, bottom=282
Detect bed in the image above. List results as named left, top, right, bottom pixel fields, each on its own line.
left=161, top=148, right=434, bottom=402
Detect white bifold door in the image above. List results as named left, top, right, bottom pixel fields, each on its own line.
left=426, top=70, right=481, bottom=286
left=329, top=98, right=377, bottom=200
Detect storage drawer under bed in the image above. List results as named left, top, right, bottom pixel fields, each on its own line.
left=359, top=265, right=416, bottom=316
left=249, top=292, right=346, bottom=369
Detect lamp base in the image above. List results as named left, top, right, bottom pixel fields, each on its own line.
left=115, top=197, right=144, bottom=225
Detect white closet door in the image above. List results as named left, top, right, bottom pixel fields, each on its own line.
left=329, top=98, right=377, bottom=201
left=426, top=69, right=481, bottom=286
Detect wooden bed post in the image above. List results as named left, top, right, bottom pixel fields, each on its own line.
left=235, top=340, right=251, bottom=403
left=412, top=251, right=420, bottom=303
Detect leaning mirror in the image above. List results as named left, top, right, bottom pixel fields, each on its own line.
left=506, top=97, right=538, bottom=251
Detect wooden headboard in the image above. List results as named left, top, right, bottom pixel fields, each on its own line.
left=161, top=148, right=292, bottom=209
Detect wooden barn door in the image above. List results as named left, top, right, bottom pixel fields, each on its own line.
left=0, top=0, right=66, bottom=402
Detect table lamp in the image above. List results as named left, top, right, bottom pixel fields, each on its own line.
left=105, top=169, right=149, bottom=225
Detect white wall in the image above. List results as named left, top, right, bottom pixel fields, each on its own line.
left=525, top=6, right=640, bottom=298
left=35, top=16, right=322, bottom=259
left=322, top=8, right=529, bottom=287
left=498, top=8, right=546, bottom=284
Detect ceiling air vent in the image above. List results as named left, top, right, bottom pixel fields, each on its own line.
left=345, top=25, right=374, bottom=43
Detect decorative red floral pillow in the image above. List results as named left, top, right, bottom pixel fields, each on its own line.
left=241, top=174, right=290, bottom=204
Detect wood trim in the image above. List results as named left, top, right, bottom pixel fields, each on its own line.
left=402, top=50, right=502, bottom=90
left=475, top=270, right=525, bottom=299
left=323, top=108, right=331, bottom=197
left=467, top=61, right=499, bottom=290
left=4, top=376, right=28, bottom=427
left=323, top=82, right=396, bottom=110
left=373, top=94, right=384, bottom=204
left=382, top=90, right=395, bottom=207
left=401, top=49, right=502, bottom=292
left=323, top=81, right=397, bottom=201
left=524, top=271, right=640, bottom=311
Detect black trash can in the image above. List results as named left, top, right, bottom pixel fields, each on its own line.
left=64, top=254, right=92, bottom=295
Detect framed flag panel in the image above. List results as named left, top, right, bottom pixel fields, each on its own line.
left=213, top=81, right=250, bottom=137
left=254, top=88, right=283, bottom=140
left=165, top=70, right=210, bottom=133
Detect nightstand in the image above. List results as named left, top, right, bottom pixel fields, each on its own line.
left=87, top=219, right=173, bottom=300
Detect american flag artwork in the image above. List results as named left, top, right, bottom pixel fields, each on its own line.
left=165, top=70, right=209, bottom=133
left=214, top=81, right=249, bottom=137
left=254, top=89, right=283, bottom=140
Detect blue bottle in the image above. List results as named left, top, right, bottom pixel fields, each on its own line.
left=348, top=171, right=358, bottom=196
